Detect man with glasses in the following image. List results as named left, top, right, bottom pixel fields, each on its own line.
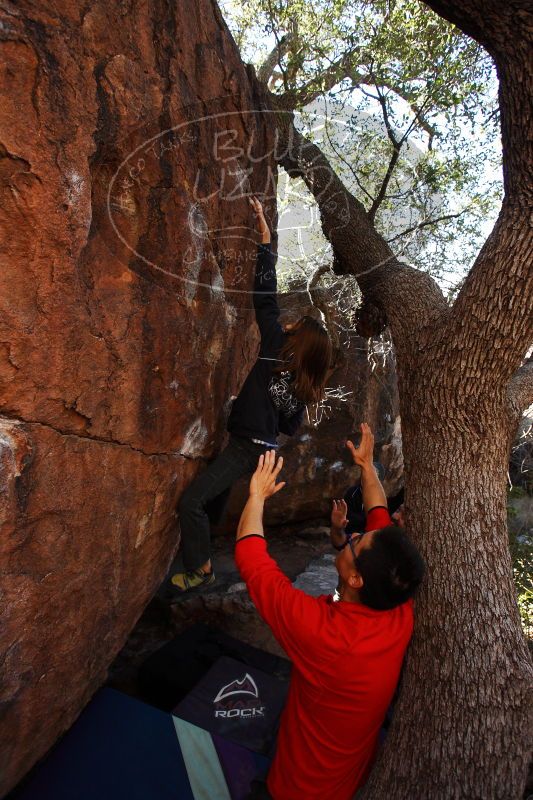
left=331, top=469, right=404, bottom=554
left=235, top=423, right=425, bottom=800
left=330, top=427, right=408, bottom=605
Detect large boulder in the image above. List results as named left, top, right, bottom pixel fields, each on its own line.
left=0, top=1, right=271, bottom=793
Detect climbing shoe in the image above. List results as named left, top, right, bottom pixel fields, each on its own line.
left=171, top=567, right=215, bottom=592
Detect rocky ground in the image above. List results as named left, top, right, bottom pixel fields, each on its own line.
left=107, top=522, right=338, bottom=698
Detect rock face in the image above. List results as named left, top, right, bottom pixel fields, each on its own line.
left=0, top=1, right=273, bottom=793
left=0, top=3, right=402, bottom=791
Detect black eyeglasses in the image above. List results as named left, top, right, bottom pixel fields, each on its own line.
left=340, top=531, right=367, bottom=565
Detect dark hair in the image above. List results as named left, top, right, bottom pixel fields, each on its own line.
left=355, top=525, right=425, bottom=610
left=274, top=315, right=333, bottom=404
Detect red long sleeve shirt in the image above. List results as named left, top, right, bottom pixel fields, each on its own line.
left=235, top=507, right=414, bottom=800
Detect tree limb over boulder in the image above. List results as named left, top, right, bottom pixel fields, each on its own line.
left=420, top=0, right=533, bottom=385
left=262, top=94, right=449, bottom=353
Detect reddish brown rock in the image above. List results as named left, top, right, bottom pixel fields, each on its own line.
left=0, top=0, right=272, bottom=793
left=0, top=2, right=402, bottom=791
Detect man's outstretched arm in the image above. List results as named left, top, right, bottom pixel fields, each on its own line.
left=347, top=423, right=387, bottom=512
left=235, top=452, right=333, bottom=675
left=236, top=450, right=285, bottom=542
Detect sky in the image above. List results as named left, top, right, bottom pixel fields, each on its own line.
left=218, top=0, right=503, bottom=296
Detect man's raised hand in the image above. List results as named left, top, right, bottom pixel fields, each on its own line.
left=346, top=422, right=374, bottom=468
left=249, top=450, right=285, bottom=500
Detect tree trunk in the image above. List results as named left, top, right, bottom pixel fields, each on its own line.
left=251, top=0, right=533, bottom=794
left=359, top=362, right=532, bottom=799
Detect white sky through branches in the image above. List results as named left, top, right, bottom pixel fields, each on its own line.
left=220, top=0, right=503, bottom=298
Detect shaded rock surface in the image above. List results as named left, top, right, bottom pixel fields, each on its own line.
left=293, top=553, right=339, bottom=596
left=107, top=525, right=335, bottom=695
left=0, top=0, right=274, bottom=793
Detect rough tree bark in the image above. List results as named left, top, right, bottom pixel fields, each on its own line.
left=250, top=0, right=533, bottom=796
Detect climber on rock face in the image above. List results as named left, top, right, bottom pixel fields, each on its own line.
left=235, top=427, right=426, bottom=800
left=171, top=195, right=333, bottom=592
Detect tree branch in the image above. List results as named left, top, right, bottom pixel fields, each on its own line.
left=366, top=84, right=435, bottom=221
left=419, top=0, right=533, bottom=381
left=508, top=355, right=533, bottom=417
left=305, top=265, right=344, bottom=367
left=267, top=69, right=284, bottom=91
left=321, top=112, right=375, bottom=203
left=368, top=87, right=403, bottom=221
left=260, top=1, right=295, bottom=92
left=357, top=70, right=439, bottom=141
left=308, top=263, right=331, bottom=291
left=261, top=93, right=449, bottom=354
left=287, top=52, right=364, bottom=107
left=385, top=209, right=469, bottom=243
left=420, top=0, right=532, bottom=57
left=264, top=55, right=437, bottom=144
left=257, top=32, right=293, bottom=85
left=420, top=0, right=531, bottom=201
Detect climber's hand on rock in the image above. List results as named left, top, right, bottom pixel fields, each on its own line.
left=249, top=449, right=285, bottom=500
left=249, top=195, right=270, bottom=243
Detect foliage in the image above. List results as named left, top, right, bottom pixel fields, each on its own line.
left=508, top=487, right=533, bottom=642
left=221, top=0, right=502, bottom=293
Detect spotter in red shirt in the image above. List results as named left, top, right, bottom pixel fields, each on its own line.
left=235, top=507, right=414, bottom=800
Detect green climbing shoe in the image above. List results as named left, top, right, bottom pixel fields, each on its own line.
left=171, top=567, right=215, bottom=592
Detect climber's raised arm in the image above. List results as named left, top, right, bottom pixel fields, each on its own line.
left=248, top=196, right=282, bottom=353
left=249, top=195, right=270, bottom=244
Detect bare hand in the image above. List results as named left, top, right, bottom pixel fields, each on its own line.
left=346, top=422, right=374, bottom=467
left=249, top=195, right=270, bottom=243
left=331, top=499, right=348, bottom=530
left=249, top=450, right=285, bottom=500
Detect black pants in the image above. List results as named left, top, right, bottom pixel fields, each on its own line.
left=178, top=434, right=269, bottom=571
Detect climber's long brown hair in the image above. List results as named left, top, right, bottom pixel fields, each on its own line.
left=274, top=316, right=333, bottom=404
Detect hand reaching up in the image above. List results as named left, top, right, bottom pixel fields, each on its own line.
left=249, top=195, right=271, bottom=243
left=346, top=422, right=374, bottom=468
left=249, top=450, right=285, bottom=500
left=331, top=499, right=348, bottom=531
